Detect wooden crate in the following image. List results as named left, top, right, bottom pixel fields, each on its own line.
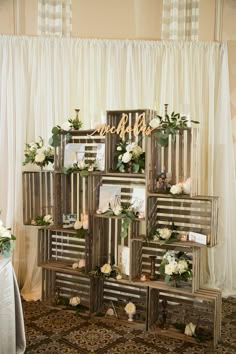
left=54, top=129, right=105, bottom=171
left=22, top=171, right=54, bottom=225
left=105, top=109, right=155, bottom=174
left=131, top=239, right=201, bottom=293
left=54, top=172, right=93, bottom=226
left=91, top=174, right=146, bottom=214
left=38, top=227, right=91, bottom=273
left=146, top=128, right=199, bottom=196
left=147, top=194, right=219, bottom=247
left=101, top=278, right=148, bottom=329
left=148, top=286, right=221, bottom=347
left=41, top=268, right=103, bottom=314
left=92, top=215, right=145, bottom=275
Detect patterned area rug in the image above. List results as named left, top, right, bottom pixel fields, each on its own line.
left=23, top=297, right=236, bottom=354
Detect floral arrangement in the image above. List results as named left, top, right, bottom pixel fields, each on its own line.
left=23, top=137, right=54, bottom=168
left=159, top=250, right=192, bottom=285
left=146, top=223, right=178, bottom=244
left=50, top=110, right=82, bottom=147
left=74, top=219, right=88, bottom=238
left=62, top=160, right=96, bottom=177
left=97, top=201, right=140, bottom=239
left=31, top=214, right=53, bottom=226
left=0, top=219, right=16, bottom=258
left=149, top=107, right=199, bottom=147
left=90, top=263, right=122, bottom=279
left=114, top=140, right=145, bottom=173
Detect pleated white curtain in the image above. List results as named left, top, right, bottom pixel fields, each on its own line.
left=0, top=36, right=235, bottom=298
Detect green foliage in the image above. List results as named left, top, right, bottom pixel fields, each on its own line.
left=61, top=160, right=95, bottom=177
left=153, top=112, right=199, bottom=147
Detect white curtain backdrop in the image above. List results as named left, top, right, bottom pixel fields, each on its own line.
left=0, top=36, right=235, bottom=299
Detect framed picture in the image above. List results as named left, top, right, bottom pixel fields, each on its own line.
left=64, top=144, right=85, bottom=168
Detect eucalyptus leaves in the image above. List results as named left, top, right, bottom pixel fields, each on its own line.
left=149, top=110, right=199, bottom=147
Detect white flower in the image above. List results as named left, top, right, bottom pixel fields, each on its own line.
left=82, top=221, right=88, bottom=230
left=72, top=262, right=79, bottom=270
left=35, top=152, right=46, bottom=163
left=96, top=209, right=103, bottom=215
left=116, top=274, right=122, bottom=280
left=184, top=322, right=196, bottom=337
left=31, top=219, right=36, bottom=225
left=118, top=154, right=122, bottom=160
left=125, top=302, right=136, bottom=315
left=159, top=228, right=172, bottom=240
left=43, top=214, right=53, bottom=224
left=117, top=146, right=122, bottom=151
left=177, top=260, right=188, bottom=274
left=78, top=259, right=85, bottom=268
left=126, top=143, right=133, bottom=152
left=101, top=263, right=112, bottom=274
left=132, top=145, right=143, bottom=157
left=61, top=121, right=71, bottom=131
left=69, top=296, right=80, bottom=306
left=74, top=220, right=83, bottom=229
left=165, top=262, right=178, bottom=275
left=170, top=183, right=183, bottom=195
left=122, top=152, right=132, bottom=163
left=77, top=160, right=87, bottom=170
left=112, top=205, right=122, bottom=216
left=149, top=117, right=161, bottom=129
left=182, top=178, right=191, bottom=194
left=29, top=142, right=37, bottom=151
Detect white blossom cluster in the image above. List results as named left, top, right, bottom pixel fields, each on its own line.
left=163, top=251, right=189, bottom=276
left=23, top=137, right=54, bottom=167
left=117, top=141, right=144, bottom=165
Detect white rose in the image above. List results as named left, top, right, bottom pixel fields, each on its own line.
left=125, top=302, right=136, bottom=315
left=149, top=117, right=161, bottom=129
left=37, top=147, right=47, bottom=154
left=74, top=220, right=83, bottom=229
left=96, top=209, right=102, bottom=215
left=69, top=296, right=80, bottom=306
left=101, top=263, right=112, bottom=274
left=117, top=146, right=122, bottom=151
left=77, top=160, right=87, bottom=170
left=177, top=260, right=188, bottom=274
left=116, top=274, right=122, bottom=280
left=122, top=152, right=132, bottom=164
left=159, top=228, right=172, bottom=240
left=78, top=259, right=85, bottom=268
left=43, top=214, right=53, bottom=224
left=82, top=221, right=88, bottom=230
left=170, top=183, right=183, bottom=195
left=35, top=152, right=46, bottom=163
left=184, top=322, right=196, bottom=337
left=72, top=262, right=79, bottom=270
left=61, top=121, right=71, bottom=131
left=165, top=261, right=178, bottom=275
left=0, top=226, right=11, bottom=238
left=106, top=308, right=114, bottom=316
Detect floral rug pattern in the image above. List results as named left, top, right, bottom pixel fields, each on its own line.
left=23, top=297, right=236, bottom=354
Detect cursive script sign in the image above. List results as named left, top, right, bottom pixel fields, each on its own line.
left=91, top=113, right=153, bottom=139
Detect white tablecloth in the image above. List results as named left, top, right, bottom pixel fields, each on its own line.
left=0, top=258, right=26, bottom=354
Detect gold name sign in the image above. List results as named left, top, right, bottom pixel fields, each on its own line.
left=91, top=113, right=153, bottom=139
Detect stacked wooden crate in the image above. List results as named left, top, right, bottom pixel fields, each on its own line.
left=22, top=109, right=221, bottom=346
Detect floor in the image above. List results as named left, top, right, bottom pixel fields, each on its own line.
left=23, top=297, right=236, bottom=354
